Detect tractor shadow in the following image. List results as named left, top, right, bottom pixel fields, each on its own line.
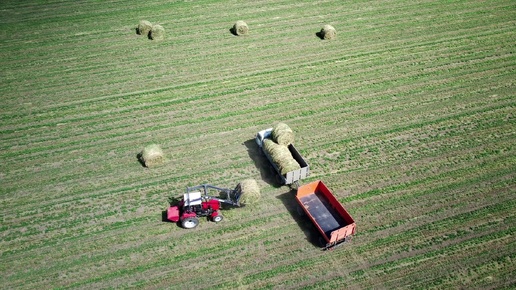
left=161, top=210, right=173, bottom=223
left=161, top=210, right=187, bottom=229
left=243, top=139, right=283, bottom=188
left=276, top=190, right=324, bottom=248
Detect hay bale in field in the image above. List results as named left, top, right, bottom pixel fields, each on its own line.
left=232, top=20, right=249, bottom=36
left=237, top=179, right=261, bottom=205
left=139, top=144, right=164, bottom=167
left=319, top=24, right=336, bottom=40
left=272, top=122, right=294, bottom=146
left=150, top=24, right=165, bottom=40
left=137, top=20, right=152, bottom=36
left=263, top=139, right=300, bottom=175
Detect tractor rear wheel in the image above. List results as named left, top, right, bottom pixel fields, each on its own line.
left=181, top=217, right=199, bottom=229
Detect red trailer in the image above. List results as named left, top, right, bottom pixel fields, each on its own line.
left=296, top=180, right=356, bottom=250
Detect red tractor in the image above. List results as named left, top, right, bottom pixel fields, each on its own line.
left=167, top=184, right=244, bottom=229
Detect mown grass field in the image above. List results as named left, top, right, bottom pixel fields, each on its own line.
left=1, top=0, right=515, bottom=289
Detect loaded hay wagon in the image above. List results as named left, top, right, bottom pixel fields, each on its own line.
left=255, top=127, right=309, bottom=188
left=256, top=124, right=355, bottom=250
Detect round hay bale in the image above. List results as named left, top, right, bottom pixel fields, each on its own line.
left=232, top=20, right=249, bottom=36
left=150, top=24, right=165, bottom=40
left=320, top=24, right=336, bottom=40
left=237, top=179, right=261, bottom=205
left=272, top=122, right=294, bottom=146
left=263, top=139, right=300, bottom=175
left=138, top=20, right=152, bottom=36
left=140, top=144, right=164, bottom=167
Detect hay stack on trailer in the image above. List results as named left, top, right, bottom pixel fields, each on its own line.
left=263, top=139, right=300, bottom=175
left=256, top=126, right=310, bottom=185
left=272, top=122, right=294, bottom=145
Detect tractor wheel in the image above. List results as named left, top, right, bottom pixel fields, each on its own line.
left=212, top=214, right=223, bottom=223
left=181, top=217, right=199, bottom=229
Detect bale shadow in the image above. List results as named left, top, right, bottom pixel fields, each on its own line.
left=276, top=190, right=323, bottom=248
left=243, top=139, right=283, bottom=188
left=229, top=27, right=239, bottom=36
left=136, top=152, right=146, bottom=168
left=135, top=27, right=152, bottom=39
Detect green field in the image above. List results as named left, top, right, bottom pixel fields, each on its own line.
left=1, top=0, right=515, bottom=288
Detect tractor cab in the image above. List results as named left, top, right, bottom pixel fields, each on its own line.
left=182, top=191, right=203, bottom=212
left=183, top=191, right=221, bottom=216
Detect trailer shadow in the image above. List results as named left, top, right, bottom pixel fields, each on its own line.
left=276, top=190, right=323, bottom=248
left=243, top=139, right=283, bottom=188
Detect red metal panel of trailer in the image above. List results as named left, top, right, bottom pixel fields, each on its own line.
left=296, top=180, right=356, bottom=249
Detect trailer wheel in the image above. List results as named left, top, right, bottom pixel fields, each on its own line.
left=275, top=174, right=285, bottom=186
left=181, top=217, right=199, bottom=229
left=212, top=214, right=223, bottom=223
left=318, top=237, right=336, bottom=250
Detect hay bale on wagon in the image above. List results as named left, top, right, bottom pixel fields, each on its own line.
left=232, top=20, right=249, bottom=36
left=139, top=144, right=164, bottom=167
left=137, top=20, right=152, bottom=36
left=263, top=139, right=300, bottom=175
left=150, top=24, right=165, bottom=40
left=319, top=24, right=336, bottom=40
left=272, top=122, right=294, bottom=146
left=237, top=179, right=261, bottom=205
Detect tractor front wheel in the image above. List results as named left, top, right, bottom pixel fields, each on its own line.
left=212, top=214, right=223, bottom=223
left=181, top=217, right=199, bottom=229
